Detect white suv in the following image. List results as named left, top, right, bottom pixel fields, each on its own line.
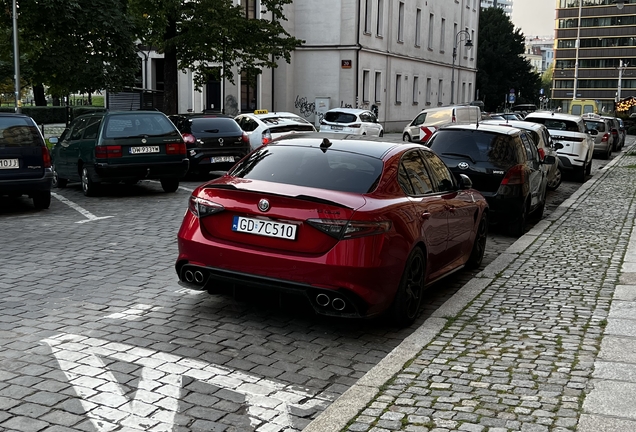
left=319, top=108, right=384, bottom=137
left=523, top=112, right=596, bottom=182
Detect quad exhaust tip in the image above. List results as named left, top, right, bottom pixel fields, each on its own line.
left=332, top=298, right=346, bottom=311
left=315, top=293, right=347, bottom=311
left=184, top=270, right=194, bottom=283
left=316, top=293, right=330, bottom=307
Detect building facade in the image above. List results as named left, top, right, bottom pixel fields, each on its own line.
left=137, top=0, right=478, bottom=132
left=552, top=0, right=636, bottom=113
left=481, top=0, right=513, bottom=16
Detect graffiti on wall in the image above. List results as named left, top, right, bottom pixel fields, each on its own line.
left=294, top=95, right=315, bottom=118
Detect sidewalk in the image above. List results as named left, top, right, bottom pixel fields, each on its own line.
left=304, top=138, right=636, bottom=432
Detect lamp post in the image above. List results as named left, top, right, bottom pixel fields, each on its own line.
left=12, top=0, right=20, bottom=113
left=451, top=30, right=472, bottom=105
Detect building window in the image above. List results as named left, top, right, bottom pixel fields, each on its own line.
left=240, top=0, right=257, bottom=19
left=363, top=70, right=370, bottom=103
left=440, top=18, right=446, bottom=52
left=468, top=83, right=472, bottom=102
left=426, top=78, right=432, bottom=105
left=375, top=72, right=382, bottom=103
left=397, top=2, right=404, bottom=42
left=462, top=83, right=466, bottom=103
left=377, top=0, right=384, bottom=36
left=413, top=76, right=419, bottom=105
left=438, top=79, right=443, bottom=106
left=241, top=70, right=258, bottom=112
left=396, top=74, right=402, bottom=104
left=415, top=9, right=422, bottom=46
left=364, top=0, right=372, bottom=34
left=470, top=30, right=475, bottom=59
left=464, top=27, right=469, bottom=58
left=428, top=13, right=434, bottom=50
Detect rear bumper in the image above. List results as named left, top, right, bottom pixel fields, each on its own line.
left=187, top=148, right=248, bottom=169
left=93, top=159, right=189, bottom=182
left=175, top=213, right=405, bottom=318
left=557, top=155, right=586, bottom=170
left=0, top=169, right=53, bottom=194
left=481, top=190, right=525, bottom=224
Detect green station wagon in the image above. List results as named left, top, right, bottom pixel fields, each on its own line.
left=50, top=111, right=189, bottom=196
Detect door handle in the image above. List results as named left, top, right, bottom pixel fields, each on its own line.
left=421, top=211, right=431, bottom=220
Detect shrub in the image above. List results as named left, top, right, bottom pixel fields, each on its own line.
left=628, top=125, right=636, bottom=135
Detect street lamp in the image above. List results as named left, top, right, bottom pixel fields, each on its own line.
left=614, top=0, right=625, bottom=10
left=12, top=0, right=20, bottom=113
left=451, top=30, right=472, bottom=105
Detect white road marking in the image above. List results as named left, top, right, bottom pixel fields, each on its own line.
left=174, top=288, right=205, bottom=295
left=52, top=192, right=113, bottom=224
left=144, top=179, right=194, bottom=193
left=42, top=333, right=332, bottom=431
left=104, top=304, right=163, bottom=321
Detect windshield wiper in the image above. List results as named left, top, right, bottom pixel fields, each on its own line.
left=441, top=152, right=476, bottom=164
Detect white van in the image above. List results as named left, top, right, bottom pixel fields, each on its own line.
left=402, top=105, right=481, bottom=142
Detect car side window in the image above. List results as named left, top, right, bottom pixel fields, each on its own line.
left=69, top=118, right=88, bottom=141
left=359, top=113, right=370, bottom=123
left=83, top=117, right=102, bottom=140
left=520, top=133, right=537, bottom=162
left=421, top=151, right=457, bottom=192
left=399, top=150, right=434, bottom=195
left=413, top=113, right=427, bottom=125
left=243, top=118, right=257, bottom=132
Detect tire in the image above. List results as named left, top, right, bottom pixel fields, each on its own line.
left=585, top=159, right=592, bottom=175
left=466, top=214, right=488, bottom=269
left=379, top=131, right=384, bottom=137
left=575, top=164, right=586, bottom=183
left=530, top=187, right=547, bottom=223
left=389, top=248, right=426, bottom=327
left=32, top=191, right=51, bottom=210
left=81, top=166, right=100, bottom=197
left=123, top=179, right=139, bottom=186
left=507, top=199, right=528, bottom=237
left=547, top=168, right=562, bottom=191
left=52, top=164, right=67, bottom=188
left=160, top=178, right=179, bottom=193
left=604, top=146, right=612, bottom=160
left=402, top=133, right=411, bottom=142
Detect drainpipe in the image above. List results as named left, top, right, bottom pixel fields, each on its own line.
left=355, top=0, right=362, bottom=108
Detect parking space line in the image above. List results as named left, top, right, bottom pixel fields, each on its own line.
left=43, top=333, right=333, bottom=432
left=144, top=179, right=194, bottom=193
left=51, top=192, right=114, bottom=224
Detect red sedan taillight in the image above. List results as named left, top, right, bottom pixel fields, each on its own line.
left=349, top=123, right=361, bottom=128
left=188, top=196, right=224, bottom=218
left=95, top=145, right=122, bottom=159
left=601, top=133, right=610, bottom=143
left=307, top=219, right=391, bottom=240
left=182, top=133, right=196, bottom=146
left=242, top=132, right=249, bottom=143
left=166, top=143, right=187, bottom=155
left=42, top=146, right=51, bottom=168
left=501, top=165, right=526, bottom=186
left=262, top=129, right=272, bottom=145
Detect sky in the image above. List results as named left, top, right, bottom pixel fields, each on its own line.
left=511, top=0, right=556, bottom=38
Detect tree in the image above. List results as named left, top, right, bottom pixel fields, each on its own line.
left=0, top=0, right=139, bottom=105
left=129, top=0, right=303, bottom=114
left=476, top=7, right=541, bottom=112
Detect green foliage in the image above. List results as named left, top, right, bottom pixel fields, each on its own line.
left=0, top=106, right=66, bottom=124
left=0, top=0, right=139, bottom=100
left=476, top=8, right=541, bottom=112
left=627, top=125, right=636, bottom=135
left=129, top=0, right=303, bottom=113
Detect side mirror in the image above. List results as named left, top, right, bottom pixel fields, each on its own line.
left=49, top=137, right=58, bottom=145
left=542, top=155, right=556, bottom=165
left=554, top=142, right=564, bottom=150
left=458, top=173, right=473, bottom=190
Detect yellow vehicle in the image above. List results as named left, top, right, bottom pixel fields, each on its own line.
left=569, top=100, right=600, bottom=116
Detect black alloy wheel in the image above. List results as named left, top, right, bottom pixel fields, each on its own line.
left=389, top=248, right=426, bottom=327
left=81, top=167, right=100, bottom=197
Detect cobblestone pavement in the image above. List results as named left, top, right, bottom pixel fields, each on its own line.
left=0, top=137, right=626, bottom=431
left=304, top=140, right=636, bottom=431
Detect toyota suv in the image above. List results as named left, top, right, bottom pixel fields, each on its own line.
left=427, top=123, right=554, bottom=237
left=523, top=112, right=595, bottom=182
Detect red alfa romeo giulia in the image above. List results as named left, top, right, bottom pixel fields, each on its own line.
left=176, top=134, right=489, bottom=326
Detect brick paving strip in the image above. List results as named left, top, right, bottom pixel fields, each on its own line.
left=304, top=139, right=636, bottom=432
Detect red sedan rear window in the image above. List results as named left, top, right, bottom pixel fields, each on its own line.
left=229, top=145, right=383, bottom=193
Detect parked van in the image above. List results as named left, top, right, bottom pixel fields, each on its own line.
left=569, top=100, right=600, bottom=116
left=402, top=105, right=481, bottom=142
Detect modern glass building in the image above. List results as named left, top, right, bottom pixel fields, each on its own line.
left=481, top=0, right=513, bottom=16
left=552, top=0, right=636, bottom=113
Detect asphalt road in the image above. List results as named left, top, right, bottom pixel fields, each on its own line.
left=0, top=150, right=620, bottom=431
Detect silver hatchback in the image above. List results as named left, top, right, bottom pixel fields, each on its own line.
left=583, top=116, right=614, bottom=159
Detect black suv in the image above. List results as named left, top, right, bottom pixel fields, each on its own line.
left=169, top=114, right=250, bottom=176
left=0, top=114, right=53, bottom=209
left=50, top=111, right=188, bottom=196
left=427, top=124, right=554, bottom=236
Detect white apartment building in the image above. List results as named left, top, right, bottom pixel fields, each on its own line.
left=139, top=0, right=479, bottom=132
left=480, top=0, right=513, bottom=16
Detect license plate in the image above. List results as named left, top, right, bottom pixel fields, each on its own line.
left=331, top=125, right=343, bottom=130
left=232, top=216, right=297, bottom=240
left=211, top=156, right=235, bottom=163
left=129, top=146, right=160, bottom=154
left=0, top=159, right=19, bottom=169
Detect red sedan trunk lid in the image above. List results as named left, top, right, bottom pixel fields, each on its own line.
left=197, top=179, right=366, bottom=255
